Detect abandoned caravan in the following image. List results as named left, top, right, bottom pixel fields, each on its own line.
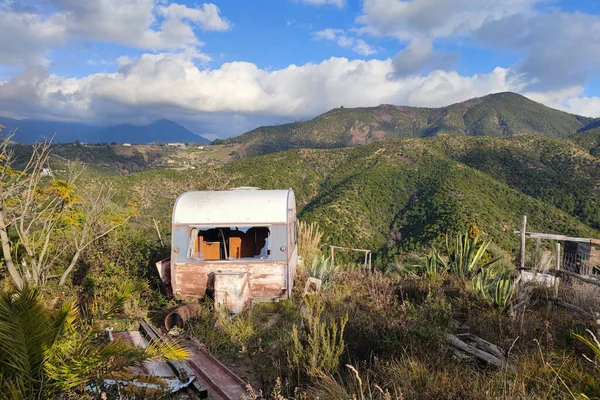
left=157, top=188, right=297, bottom=312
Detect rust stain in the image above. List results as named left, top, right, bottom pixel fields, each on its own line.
left=173, top=261, right=287, bottom=300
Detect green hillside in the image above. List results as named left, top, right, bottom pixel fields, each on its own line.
left=571, top=126, right=600, bottom=157
left=222, top=92, right=596, bottom=157
left=120, top=135, right=600, bottom=265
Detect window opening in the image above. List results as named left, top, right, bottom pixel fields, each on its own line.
left=188, top=226, right=271, bottom=261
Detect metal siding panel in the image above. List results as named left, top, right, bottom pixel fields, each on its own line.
left=173, top=190, right=291, bottom=224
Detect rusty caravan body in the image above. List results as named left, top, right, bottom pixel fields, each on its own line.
left=163, top=189, right=297, bottom=305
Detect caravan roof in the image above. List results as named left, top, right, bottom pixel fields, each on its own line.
left=172, top=190, right=293, bottom=225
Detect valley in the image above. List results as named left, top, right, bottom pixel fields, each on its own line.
left=1, top=93, right=600, bottom=399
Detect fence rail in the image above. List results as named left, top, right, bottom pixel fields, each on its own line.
left=516, top=215, right=600, bottom=336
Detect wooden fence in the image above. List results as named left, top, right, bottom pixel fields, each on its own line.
left=516, top=215, right=600, bottom=335
left=329, top=245, right=372, bottom=274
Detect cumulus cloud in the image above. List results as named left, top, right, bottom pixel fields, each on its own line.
left=525, top=87, right=600, bottom=118
left=0, top=1, right=229, bottom=66
left=357, top=0, right=541, bottom=40
left=476, top=11, right=600, bottom=90
left=356, top=0, right=600, bottom=90
left=314, top=29, right=377, bottom=56
left=2, top=51, right=599, bottom=136
left=0, top=2, right=66, bottom=66
left=0, top=53, right=540, bottom=122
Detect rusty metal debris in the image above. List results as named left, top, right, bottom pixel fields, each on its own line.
left=104, top=319, right=254, bottom=400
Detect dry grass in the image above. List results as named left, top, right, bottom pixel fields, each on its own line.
left=297, top=220, right=324, bottom=270
left=187, top=260, right=599, bottom=399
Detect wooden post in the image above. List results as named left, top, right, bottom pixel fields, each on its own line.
left=520, top=215, right=527, bottom=271
left=363, top=252, right=368, bottom=274
left=551, top=242, right=561, bottom=311
left=516, top=216, right=527, bottom=307
left=153, top=218, right=164, bottom=247
left=594, top=311, right=600, bottom=339
left=330, top=246, right=335, bottom=271
left=534, top=238, right=541, bottom=270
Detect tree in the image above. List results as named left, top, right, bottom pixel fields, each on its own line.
left=0, top=128, right=132, bottom=288
left=0, top=132, right=68, bottom=288
left=58, top=178, right=135, bottom=286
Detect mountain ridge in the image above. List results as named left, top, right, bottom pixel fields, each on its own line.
left=222, top=92, right=598, bottom=157
left=0, top=117, right=210, bottom=144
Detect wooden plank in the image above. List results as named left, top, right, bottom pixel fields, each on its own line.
left=535, top=238, right=541, bottom=270
left=514, top=231, right=592, bottom=243
left=455, top=333, right=505, bottom=360
left=446, top=334, right=507, bottom=369
left=228, top=237, right=242, bottom=259
left=551, top=242, right=561, bottom=311
left=330, top=245, right=370, bottom=253
left=519, top=216, right=527, bottom=271
left=203, top=242, right=221, bottom=260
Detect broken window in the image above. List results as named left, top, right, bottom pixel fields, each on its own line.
left=187, top=226, right=271, bottom=261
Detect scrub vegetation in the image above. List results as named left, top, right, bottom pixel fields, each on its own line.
left=1, top=112, right=600, bottom=398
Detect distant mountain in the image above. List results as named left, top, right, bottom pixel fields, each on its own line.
left=224, top=92, right=597, bottom=157
left=0, top=117, right=210, bottom=144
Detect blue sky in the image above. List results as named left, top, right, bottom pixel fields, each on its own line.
left=1, top=0, right=599, bottom=139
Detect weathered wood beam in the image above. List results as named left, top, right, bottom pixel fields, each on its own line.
left=514, top=231, right=592, bottom=243
left=554, top=300, right=594, bottom=320
left=455, top=333, right=505, bottom=360
left=447, top=334, right=511, bottom=370
left=550, top=269, right=600, bottom=288
left=551, top=242, right=561, bottom=312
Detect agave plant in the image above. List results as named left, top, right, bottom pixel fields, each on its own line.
left=0, top=285, right=188, bottom=399
left=473, top=269, right=516, bottom=308
left=309, top=255, right=338, bottom=287
left=445, top=231, right=498, bottom=278
left=406, top=249, right=448, bottom=278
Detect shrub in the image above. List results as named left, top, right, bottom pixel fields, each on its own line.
left=0, top=285, right=188, bottom=398
left=288, top=295, right=348, bottom=378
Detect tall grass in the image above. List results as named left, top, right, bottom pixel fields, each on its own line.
left=298, top=220, right=324, bottom=269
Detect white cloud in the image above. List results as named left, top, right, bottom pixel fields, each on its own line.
left=2, top=52, right=599, bottom=136
left=157, top=3, right=231, bottom=32
left=0, top=1, right=229, bottom=66
left=357, top=0, right=541, bottom=40
left=476, top=11, right=600, bottom=90
left=352, top=40, right=377, bottom=56
left=356, top=0, right=600, bottom=90
left=314, top=29, right=377, bottom=56
left=314, top=28, right=344, bottom=41
left=0, top=3, right=66, bottom=66
left=525, top=87, right=600, bottom=118
left=294, top=0, right=345, bottom=8
left=0, top=53, right=540, bottom=121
